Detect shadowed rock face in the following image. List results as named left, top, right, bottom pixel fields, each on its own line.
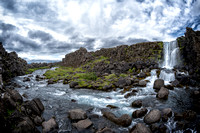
left=62, top=42, right=163, bottom=68
left=0, top=42, right=28, bottom=82
left=177, top=27, right=200, bottom=85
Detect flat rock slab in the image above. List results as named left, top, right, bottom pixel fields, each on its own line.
left=72, top=119, right=93, bottom=129
left=68, top=109, right=87, bottom=120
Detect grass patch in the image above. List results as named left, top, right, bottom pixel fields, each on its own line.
left=119, top=73, right=128, bottom=78
left=26, top=66, right=51, bottom=74
left=74, top=72, right=97, bottom=81
left=105, top=74, right=117, bottom=80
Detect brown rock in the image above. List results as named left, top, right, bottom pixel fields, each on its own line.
left=144, top=109, right=161, bottom=124
left=131, top=123, right=152, bottom=133
left=156, top=87, right=169, bottom=100
left=132, top=108, right=148, bottom=118
left=72, top=119, right=93, bottom=129
left=68, top=109, right=87, bottom=120
left=42, top=117, right=58, bottom=133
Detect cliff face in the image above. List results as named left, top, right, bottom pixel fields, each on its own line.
left=0, top=42, right=28, bottom=82
left=177, top=27, right=200, bottom=82
left=62, top=41, right=163, bottom=68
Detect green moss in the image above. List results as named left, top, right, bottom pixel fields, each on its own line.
left=157, top=42, right=163, bottom=48
left=7, top=109, right=14, bottom=116
left=105, top=74, right=117, bottom=80
left=119, top=73, right=128, bottom=78
left=74, top=72, right=97, bottom=81
left=128, top=67, right=136, bottom=73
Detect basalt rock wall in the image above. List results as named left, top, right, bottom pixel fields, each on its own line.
left=62, top=41, right=163, bottom=68
left=177, top=27, right=200, bottom=83
left=0, top=42, right=28, bottom=82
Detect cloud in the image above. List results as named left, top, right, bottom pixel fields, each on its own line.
left=0, top=0, right=200, bottom=61
left=28, top=30, right=53, bottom=42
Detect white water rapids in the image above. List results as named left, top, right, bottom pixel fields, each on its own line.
left=12, top=41, right=196, bottom=132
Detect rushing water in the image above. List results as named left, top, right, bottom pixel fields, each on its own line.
left=12, top=41, right=196, bottom=132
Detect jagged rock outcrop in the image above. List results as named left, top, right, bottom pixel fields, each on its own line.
left=0, top=42, right=28, bottom=82
left=177, top=27, right=200, bottom=85
left=62, top=42, right=163, bottom=68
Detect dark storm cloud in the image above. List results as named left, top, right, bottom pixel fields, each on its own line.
left=0, top=22, right=17, bottom=31
left=28, top=30, right=53, bottom=42
left=101, top=38, right=124, bottom=48
left=0, top=0, right=17, bottom=11
left=4, top=34, right=41, bottom=52
left=0, top=0, right=200, bottom=61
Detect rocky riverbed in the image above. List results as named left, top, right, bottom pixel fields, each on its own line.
left=9, top=67, right=199, bottom=133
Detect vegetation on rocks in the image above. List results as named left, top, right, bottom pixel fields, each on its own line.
left=26, top=66, right=51, bottom=74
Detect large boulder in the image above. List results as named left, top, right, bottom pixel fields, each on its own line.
left=131, top=123, right=152, bottom=133
left=42, top=117, right=58, bottom=133
left=103, top=112, right=132, bottom=127
left=33, top=98, right=44, bottom=112
left=153, top=79, right=164, bottom=90
left=6, top=89, right=23, bottom=103
left=144, top=109, right=161, bottom=124
left=14, top=117, right=38, bottom=133
left=68, top=109, right=87, bottom=120
left=132, top=108, right=148, bottom=118
left=131, top=100, right=142, bottom=108
left=156, top=87, right=169, bottom=100
left=72, top=119, right=93, bottom=130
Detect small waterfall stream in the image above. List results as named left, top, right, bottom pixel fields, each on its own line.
left=11, top=41, right=196, bottom=132
left=159, top=41, right=181, bottom=83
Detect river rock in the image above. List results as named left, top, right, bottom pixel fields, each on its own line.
left=69, top=81, right=79, bottom=88
left=171, top=79, right=180, bottom=87
left=96, top=127, right=114, bottom=133
left=153, top=79, right=164, bottom=90
left=47, top=79, right=55, bottom=84
left=23, top=77, right=30, bottom=82
left=72, top=119, right=93, bottom=130
left=139, top=80, right=147, bottom=87
left=33, top=98, right=44, bottom=112
left=132, top=108, right=148, bottom=118
left=131, top=123, right=152, bottom=133
left=103, top=111, right=132, bottom=127
left=183, top=110, right=197, bottom=121
left=150, top=123, right=167, bottom=133
left=144, top=109, right=161, bottom=124
left=42, top=117, right=58, bottom=133
left=68, top=109, right=87, bottom=120
left=27, top=100, right=42, bottom=115
left=156, top=87, right=169, bottom=100
left=34, top=116, right=44, bottom=126
left=115, top=78, right=127, bottom=88
left=137, top=72, right=146, bottom=78
left=162, top=108, right=172, bottom=117
left=164, top=84, right=174, bottom=90
left=131, top=100, right=142, bottom=108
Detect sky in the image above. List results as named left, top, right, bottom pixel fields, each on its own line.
left=0, top=0, right=200, bottom=61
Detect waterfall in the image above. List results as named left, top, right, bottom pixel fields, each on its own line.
left=162, top=41, right=181, bottom=69
left=160, top=41, right=181, bottom=83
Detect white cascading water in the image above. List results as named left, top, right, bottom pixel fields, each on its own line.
left=162, top=41, right=181, bottom=69
left=160, top=41, right=181, bottom=83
